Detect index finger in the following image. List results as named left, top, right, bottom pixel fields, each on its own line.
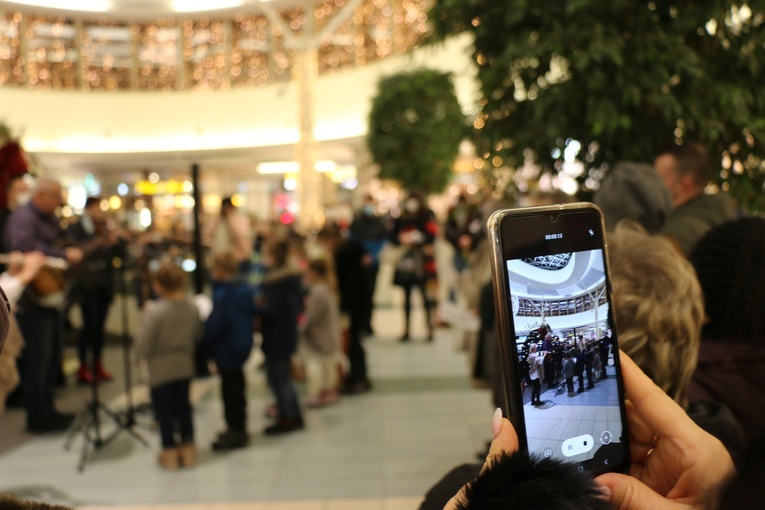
left=618, top=351, right=695, bottom=440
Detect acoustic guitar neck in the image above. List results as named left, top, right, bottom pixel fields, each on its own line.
left=0, top=253, right=70, bottom=271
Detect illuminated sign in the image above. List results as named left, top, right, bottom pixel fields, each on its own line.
left=135, top=180, right=192, bottom=196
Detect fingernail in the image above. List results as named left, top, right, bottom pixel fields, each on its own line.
left=492, top=407, right=503, bottom=438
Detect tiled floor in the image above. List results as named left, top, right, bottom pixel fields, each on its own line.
left=0, top=301, right=492, bottom=510
left=524, top=366, right=624, bottom=463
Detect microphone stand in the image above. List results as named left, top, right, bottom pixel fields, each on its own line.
left=64, top=253, right=148, bottom=472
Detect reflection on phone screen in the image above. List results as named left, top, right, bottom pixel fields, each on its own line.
left=507, top=248, right=624, bottom=469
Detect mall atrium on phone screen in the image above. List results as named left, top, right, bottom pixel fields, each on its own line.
left=507, top=249, right=624, bottom=465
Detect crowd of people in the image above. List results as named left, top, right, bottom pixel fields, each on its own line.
left=0, top=139, right=762, bottom=509
left=421, top=142, right=763, bottom=510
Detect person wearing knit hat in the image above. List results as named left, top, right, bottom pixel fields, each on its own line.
left=687, top=217, right=765, bottom=442
left=593, top=161, right=672, bottom=232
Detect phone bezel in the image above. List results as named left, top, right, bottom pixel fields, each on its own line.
left=487, top=202, right=630, bottom=476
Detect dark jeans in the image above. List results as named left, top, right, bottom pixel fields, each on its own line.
left=361, top=264, right=379, bottom=333
left=530, top=378, right=541, bottom=404
left=16, top=307, right=62, bottom=425
left=346, top=311, right=368, bottom=385
left=586, top=365, right=594, bottom=387
left=577, top=372, right=585, bottom=391
left=265, top=358, right=301, bottom=420
left=151, top=379, right=194, bottom=448
left=78, top=288, right=112, bottom=366
left=402, top=281, right=433, bottom=334
left=220, top=368, right=246, bottom=432
left=566, top=377, right=574, bottom=394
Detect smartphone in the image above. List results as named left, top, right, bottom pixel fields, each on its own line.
left=487, top=203, right=630, bottom=475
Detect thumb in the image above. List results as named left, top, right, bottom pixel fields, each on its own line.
left=596, top=473, right=684, bottom=510
left=484, top=409, right=519, bottom=467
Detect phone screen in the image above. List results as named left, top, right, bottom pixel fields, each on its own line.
left=495, top=207, right=629, bottom=474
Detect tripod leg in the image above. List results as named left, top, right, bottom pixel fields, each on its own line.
left=78, top=429, right=92, bottom=472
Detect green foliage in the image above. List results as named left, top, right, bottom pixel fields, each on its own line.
left=367, top=69, right=467, bottom=194
left=429, top=0, right=765, bottom=212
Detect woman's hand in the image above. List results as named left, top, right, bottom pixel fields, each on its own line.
left=596, top=352, right=735, bottom=509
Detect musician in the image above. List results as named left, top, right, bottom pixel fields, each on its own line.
left=68, top=196, right=118, bottom=384
left=4, top=177, right=83, bottom=433
left=205, top=197, right=253, bottom=276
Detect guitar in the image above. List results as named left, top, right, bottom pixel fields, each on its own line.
left=0, top=253, right=70, bottom=308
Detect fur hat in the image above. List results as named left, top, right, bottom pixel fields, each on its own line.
left=689, top=217, right=765, bottom=343
left=593, top=161, right=671, bottom=233
left=456, top=450, right=610, bottom=510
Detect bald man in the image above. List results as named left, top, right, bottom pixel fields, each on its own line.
left=4, top=177, right=83, bottom=433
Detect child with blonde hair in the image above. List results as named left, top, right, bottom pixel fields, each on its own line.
left=136, top=262, right=201, bottom=469
left=300, top=258, right=342, bottom=407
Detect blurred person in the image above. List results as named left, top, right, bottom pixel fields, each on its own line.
left=609, top=221, right=744, bottom=453
left=202, top=251, right=255, bottom=451
left=299, top=258, right=342, bottom=407
left=444, top=193, right=483, bottom=297
left=136, top=263, right=201, bottom=469
left=585, top=343, right=595, bottom=389
left=349, top=195, right=389, bottom=336
left=0, top=175, right=31, bottom=256
left=563, top=351, right=575, bottom=397
left=205, top=196, right=253, bottom=275
left=527, top=344, right=544, bottom=406
left=4, top=177, right=83, bottom=433
left=574, top=347, right=585, bottom=393
left=593, top=161, right=672, bottom=232
left=654, top=142, right=737, bottom=255
left=688, top=217, right=765, bottom=441
left=317, top=226, right=372, bottom=394
left=68, top=196, right=120, bottom=384
left=599, top=332, right=612, bottom=379
left=593, top=347, right=601, bottom=382
left=256, top=239, right=304, bottom=434
left=0, top=251, right=46, bottom=413
left=390, top=193, right=438, bottom=342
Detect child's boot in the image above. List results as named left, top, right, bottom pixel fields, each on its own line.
left=158, top=447, right=180, bottom=470
left=179, top=443, right=197, bottom=467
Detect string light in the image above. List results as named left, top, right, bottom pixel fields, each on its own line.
left=0, top=0, right=431, bottom=91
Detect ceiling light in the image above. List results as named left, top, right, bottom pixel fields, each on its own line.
left=4, top=0, right=112, bottom=12
left=172, top=0, right=243, bottom=12
left=257, top=161, right=338, bottom=175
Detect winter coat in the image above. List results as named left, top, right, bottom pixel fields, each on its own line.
left=136, top=298, right=201, bottom=387
left=300, top=281, right=341, bottom=357
left=203, top=278, right=255, bottom=370
left=563, top=358, right=575, bottom=379
left=256, top=265, right=303, bottom=360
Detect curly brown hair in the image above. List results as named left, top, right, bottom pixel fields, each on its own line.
left=607, top=221, right=704, bottom=408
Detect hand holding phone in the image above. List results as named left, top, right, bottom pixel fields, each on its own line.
left=488, top=203, right=630, bottom=475
left=444, top=354, right=734, bottom=510
left=597, top=353, right=734, bottom=509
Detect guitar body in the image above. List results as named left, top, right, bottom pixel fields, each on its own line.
left=27, top=266, right=70, bottom=308
left=30, top=266, right=68, bottom=298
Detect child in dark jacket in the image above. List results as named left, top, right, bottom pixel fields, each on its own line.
left=257, top=239, right=305, bottom=435
left=203, top=251, right=256, bottom=451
